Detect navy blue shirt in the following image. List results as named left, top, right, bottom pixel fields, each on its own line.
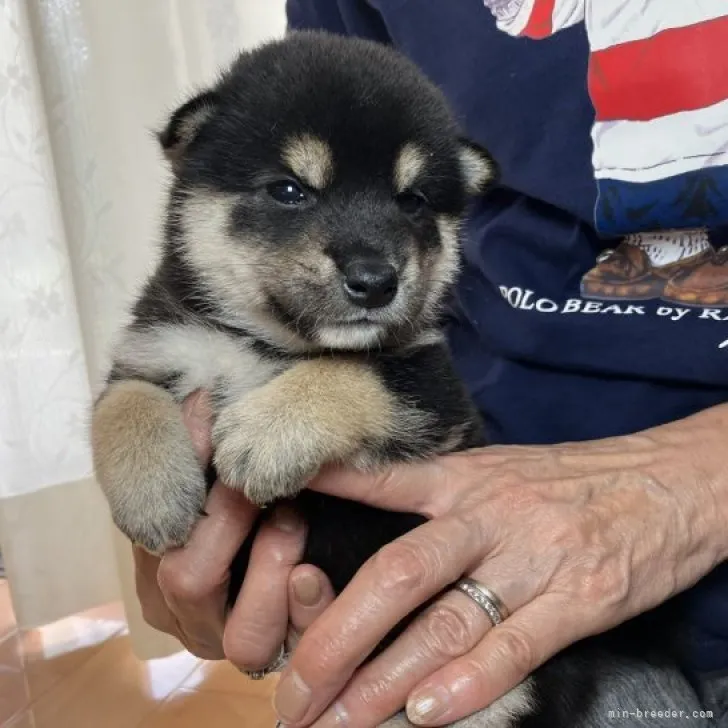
left=287, top=0, right=728, bottom=672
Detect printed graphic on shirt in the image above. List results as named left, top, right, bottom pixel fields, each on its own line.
left=498, top=237, right=728, bottom=350
left=481, top=0, right=728, bottom=237
left=498, top=284, right=728, bottom=324
left=482, top=0, right=728, bottom=314
left=580, top=230, right=728, bottom=308
left=498, top=282, right=728, bottom=348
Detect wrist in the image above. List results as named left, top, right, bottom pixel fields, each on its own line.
left=649, top=403, right=728, bottom=574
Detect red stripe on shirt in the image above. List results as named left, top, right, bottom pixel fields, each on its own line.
left=589, top=15, right=728, bottom=122
left=520, top=0, right=556, bottom=39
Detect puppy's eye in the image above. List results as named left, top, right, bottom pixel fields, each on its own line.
left=266, top=180, right=308, bottom=206
left=395, top=190, right=428, bottom=215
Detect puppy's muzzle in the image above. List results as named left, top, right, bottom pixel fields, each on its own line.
left=342, top=258, right=398, bottom=309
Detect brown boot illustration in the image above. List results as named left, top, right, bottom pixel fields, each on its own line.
left=662, top=246, right=728, bottom=307
left=580, top=242, right=712, bottom=301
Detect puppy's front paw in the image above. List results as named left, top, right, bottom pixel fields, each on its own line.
left=92, top=381, right=207, bottom=554
left=110, top=463, right=205, bottom=555
left=212, top=397, right=325, bottom=506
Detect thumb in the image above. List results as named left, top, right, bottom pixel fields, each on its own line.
left=181, top=389, right=214, bottom=464
left=308, top=458, right=448, bottom=518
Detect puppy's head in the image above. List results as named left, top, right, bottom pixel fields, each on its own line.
left=161, top=31, right=497, bottom=351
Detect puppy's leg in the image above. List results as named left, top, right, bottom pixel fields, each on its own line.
left=212, top=358, right=423, bottom=505
left=91, top=379, right=206, bottom=554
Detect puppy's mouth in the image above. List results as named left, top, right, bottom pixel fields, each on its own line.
left=324, top=319, right=384, bottom=332
left=334, top=311, right=392, bottom=325
left=266, top=296, right=397, bottom=349
left=313, top=305, right=426, bottom=350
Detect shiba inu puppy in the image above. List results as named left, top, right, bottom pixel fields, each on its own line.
left=91, top=31, right=687, bottom=728
left=92, top=30, right=493, bottom=548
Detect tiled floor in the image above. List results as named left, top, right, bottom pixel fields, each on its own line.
left=0, top=580, right=278, bottom=727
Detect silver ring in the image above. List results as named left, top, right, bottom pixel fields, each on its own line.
left=244, top=643, right=288, bottom=680
left=455, top=578, right=509, bottom=626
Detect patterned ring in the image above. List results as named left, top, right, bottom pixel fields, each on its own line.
left=455, top=578, right=510, bottom=626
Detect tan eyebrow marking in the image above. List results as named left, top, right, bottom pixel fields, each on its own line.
left=394, top=142, right=426, bottom=193
left=281, top=134, right=334, bottom=190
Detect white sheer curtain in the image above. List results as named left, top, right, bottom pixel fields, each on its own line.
left=0, top=0, right=285, bottom=658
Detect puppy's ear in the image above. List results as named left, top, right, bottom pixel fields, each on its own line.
left=158, top=90, right=219, bottom=169
left=457, top=138, right=499, bottom=196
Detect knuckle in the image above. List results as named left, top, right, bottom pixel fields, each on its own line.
left=298, top=629, right=348, bottom=678
left=354, top=676, right=395, bottom=709
left=157, top=562, right=211, bottom=606
left=419, top=601, right=480, bottom=659
left=534, top=511, right=588, bottom=554
left=371, top=540, right=430, bottom=599
left=223, top=623, right=279, bottom=671
left=577, top=555, right=629, bottom=608
left=492, top=626, right=538, bottom=678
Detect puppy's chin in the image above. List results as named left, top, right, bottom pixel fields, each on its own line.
left=315, top=322, right=385, bottom=351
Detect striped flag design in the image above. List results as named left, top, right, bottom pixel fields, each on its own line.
left=483, top=0, right=728, bottom=236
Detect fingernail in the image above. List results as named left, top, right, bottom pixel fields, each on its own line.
left=293, top=572, right=322, bottom=607
left=272, top=505, right=301, bottom=534
left=274, top=670, right=312, bottom=724
left=407, top=685, right=452, bottom=724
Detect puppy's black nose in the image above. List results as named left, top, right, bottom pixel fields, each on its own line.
left=343, top=259, right=398, bottom=309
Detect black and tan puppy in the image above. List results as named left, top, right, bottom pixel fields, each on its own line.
left=92, top=30, right=493, bottom=554
left=92, top=32, right=687, bottom=728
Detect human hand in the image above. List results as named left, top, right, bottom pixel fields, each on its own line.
left=133, top=390, right=335, bottom=668
left=273, top=407, right=728, bottom=727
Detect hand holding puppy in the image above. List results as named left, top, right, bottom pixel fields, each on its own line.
left=275, top=406, right=728, bottom=727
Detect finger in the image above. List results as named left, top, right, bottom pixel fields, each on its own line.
left=181, top=389, right=214, bottom=464
left=158, top=482, right=258, bottom=659
left=308, top=555, right=533, bottom=728
left=309, top=590, right=491, bottom=728
left=289, top=565, right=336, bottom=637
left=405, top=594, right=572, bottom=726
left=273, top=514, right=487, bottom=727
left=309, top=449, right=522, bottom=520
left=309, top=459, right=453, bottom=519
left=133, top=546, right=178, bottom=636
left=223, top=504, right=307, bottom=671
